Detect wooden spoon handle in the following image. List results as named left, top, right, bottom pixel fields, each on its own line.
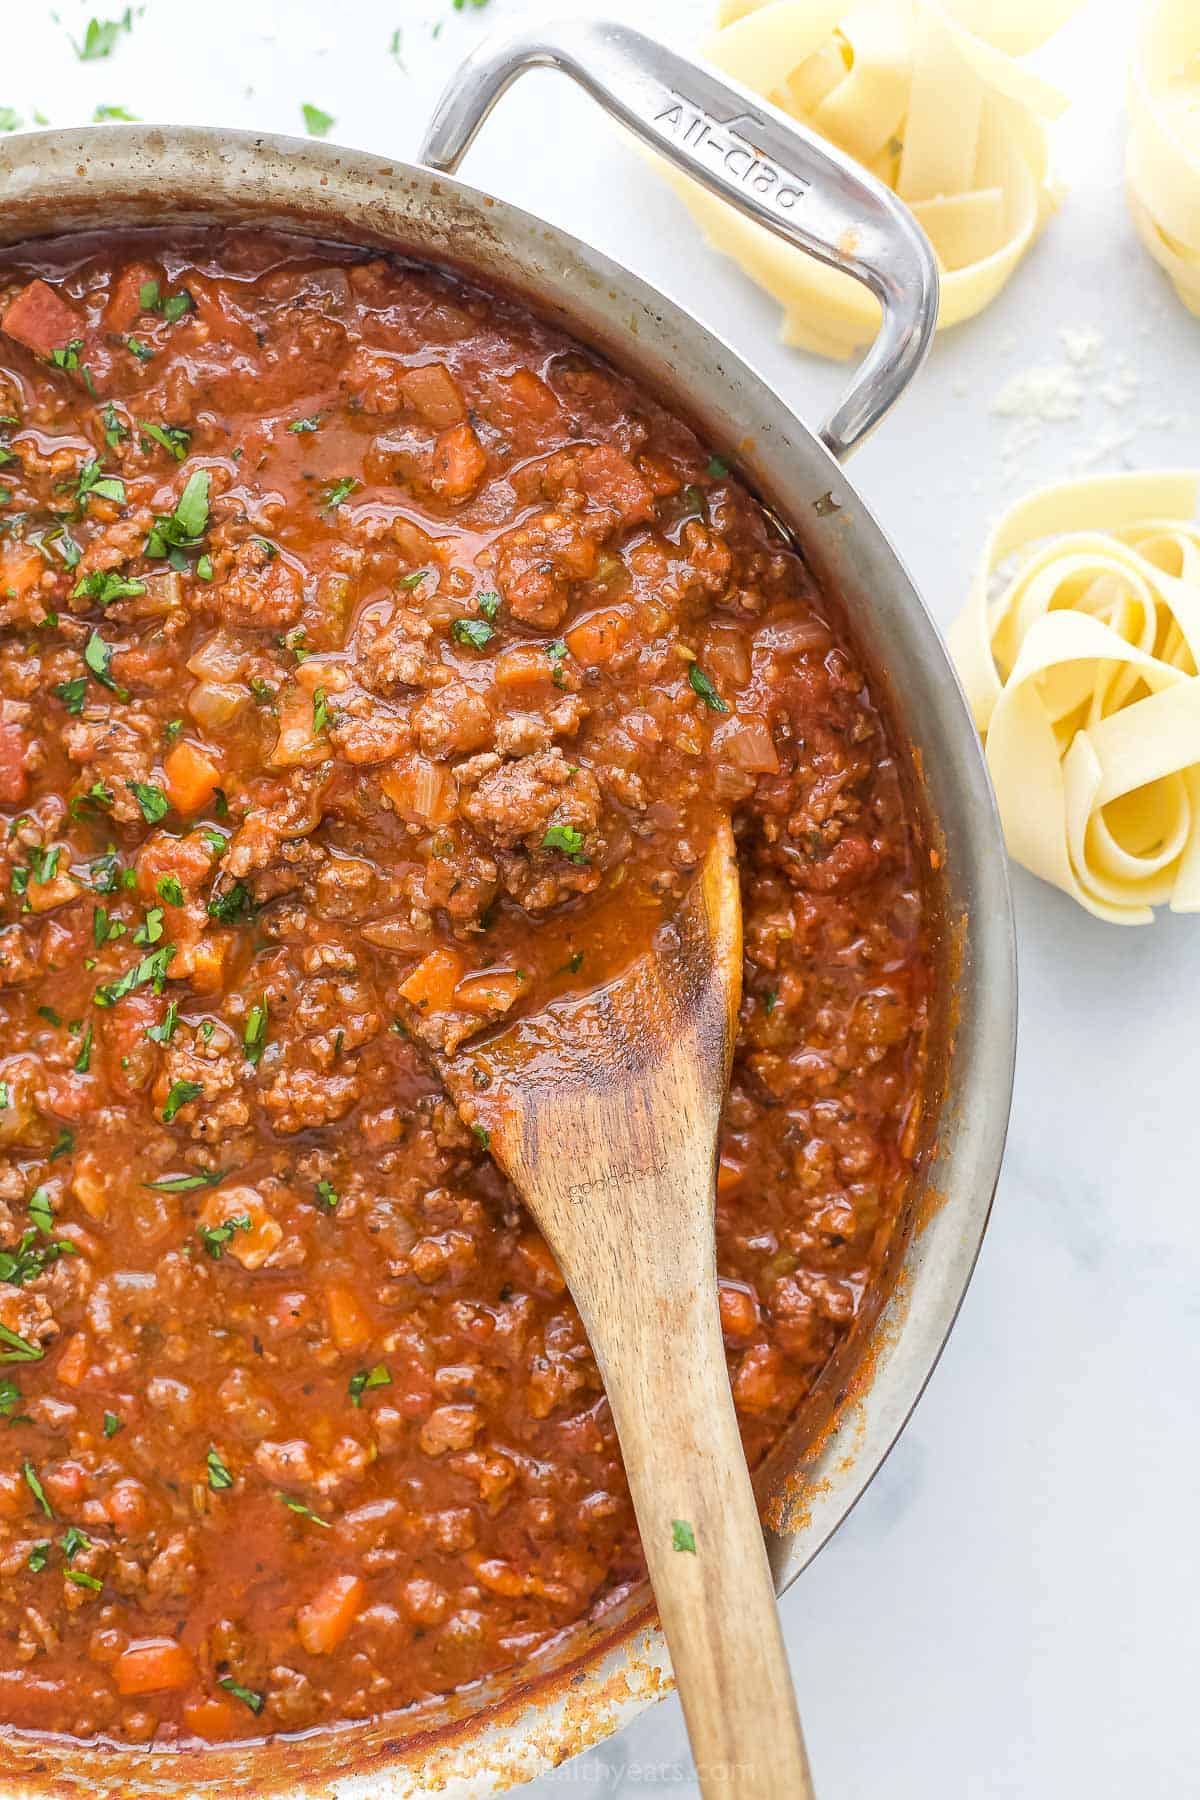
left=575, top=1213, right=816, bottom=1799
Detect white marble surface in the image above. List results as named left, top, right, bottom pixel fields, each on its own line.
left=7, top=1, right=1198, bottom=1793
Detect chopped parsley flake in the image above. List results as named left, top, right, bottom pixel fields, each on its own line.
left=314, top=1178, right=339, bottom=1212
left=312, top=687, right=331, bottom=734
left=73, top=1022, right=94, bottom=1073
left=28, top=1186, right=53, bottom=1233
left=102, top=1410, right=123, bottom=1437
left=541, top=824, right=588, bottom=863
left=207, top=880, right=255, bottom=925
left=54, top=677, right=87, bottom=715
left=72, top=11, right=133, bottom=62
left=477, top=590, right=500, bottom=620
left=452, top=618, right=494, bottom=651
left=348, top=1364, right=391, bottom=1407
left=74, top=460, right=126, bottom=510
left=218, top=1676, right=264, bottom=1715
left=134, top=906, right=164, bottom=946
left=0, top=1323, right=43, bottom=1364
left=687, top=663, right=729, bottom=713
left=301, top=104, right=335, bottom=138
left=83, top=629, right=130, bottom=700
left=49, top=1127, right=75, bottom=1162
left=94, top=944, right=175, bottom=1007
left=243, top=999, right=268, bottom=1067
left=162, top=1078, right=203, bottom=1124
left=23, top=1460, right=52, bottom=1519
left=139, top=420, right=190, bottom=460
left=144, top=1168, right=226, bottom=1193
left=60, top=1525, right=91, bottom=1562
left=320, top=476, right=358, bottom=511
left=27, top=1540, right=50, bottom=1573
left=156, top=875, right=184, bottom=906
left=279, top=1493, right=331, bottom=1528
left=288, top=414, right=322, bottom=433
left=145, top=468, right=210, bottom=563
left=206, top=1446, right=233, bottom=1490
left=125, top=780, right=170, bottom=824
left=671, top=1518, right=697, bottom=1554
left=199, top=1214, right=251, bottom=1260
left=706, top=455, right=730, bottom=478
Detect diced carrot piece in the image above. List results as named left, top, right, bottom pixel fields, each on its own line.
left=104, top=262, right=160, bottom=334
left=718, top=1280, right=760, bottom=1343
left=565, top=607, right=630, bottom=667
left=325, top=1283, right=372, bottom=1352
left=575, top=444, right=657, bottom=524
left=1, top=279, right=84, bottom=360
left=163, top=741, right=221, bottom=815
left=494, top=645, right=553, bottom=688
left=717, top=1154, right=745, bottom=1196
left=515, top=1231, right=565, bottom=1296
left=397, top=948, right=466, bottom=1014
left=401, top=362, right=466, bottom=428
left=430, top=422, right=487, bottom=500
left=380, top=755, right=458, bottom=825
left=296, top=1574, right=365, bottom=1655
left=637, top=452, right=683, bottom=498
left=55, top=1333, right=90, bottom=1389
left=1, top=542, right=48, bottom=602
left=182, top=1696, right=241, bottom=1742
left=453, top=969, right=523, bottom=1016
left=497, top=367, right=559, bottom=423
left=114, top=1639, right=195, bottom=1696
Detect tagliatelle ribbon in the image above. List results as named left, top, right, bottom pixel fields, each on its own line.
left=948, top=472, right=1200, bottom=925
left=1127, top=0, right=1200, bottom=315
left=656, top=0, right=1081, bottom=360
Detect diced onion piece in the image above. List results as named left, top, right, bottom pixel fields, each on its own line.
left=360, top=917, right=432, bottom=954
left=187, top=630, right=246, bottom=681
left=135, top=571, right=183, bottom=616
left=380, top=755, right=458, bottom=824
left=703, top=627, right=752, bottom=687
left=759, top=618, right=833, bottom=656
left=715, top=715, right=780, bottom=774
left=186, top=680, right=247, bottom=732
left=270, top=686, right=325, bottom=768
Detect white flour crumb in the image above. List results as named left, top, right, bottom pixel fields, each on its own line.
left=1069, top=426, right=1139, bottom=472
left=992, top=366, right=1084, bottom=423
left=1060, top=327, right=1104, bottom=368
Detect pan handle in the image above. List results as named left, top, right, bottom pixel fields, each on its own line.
left=420, top=17, right=938, bottom=462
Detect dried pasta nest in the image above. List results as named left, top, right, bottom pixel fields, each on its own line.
left=949, top=472, right=1200, bottom=925
left=659, top=0, right=1083, bottom=359
left=1127, top=0, right=1200, bottom=316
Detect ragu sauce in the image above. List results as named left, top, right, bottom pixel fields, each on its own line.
left=0, top=229, right=928, bottom=1746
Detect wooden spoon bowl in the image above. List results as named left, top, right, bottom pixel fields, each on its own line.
left=437, top=821, right=815, bottom=1799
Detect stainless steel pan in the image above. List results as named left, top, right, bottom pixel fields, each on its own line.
left=0, top=20, right=1016, bottom=1797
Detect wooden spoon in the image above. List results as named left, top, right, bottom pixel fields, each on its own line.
left=437, top=820, right=815, bottom=1799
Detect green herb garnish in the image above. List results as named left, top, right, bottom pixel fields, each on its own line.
left=162, top=1078, right=202, bottom=1123
left=348, top=1364, right=391, bottom=1407
left=687, top=663, right=728, bottom=713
